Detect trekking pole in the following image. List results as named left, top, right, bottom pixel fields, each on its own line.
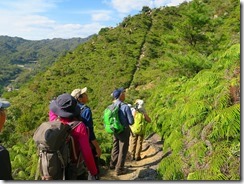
left=35, top=152, right=41, bottom=180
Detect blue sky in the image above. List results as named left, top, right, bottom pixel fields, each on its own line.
left=0, top=0, right=190, bottom=40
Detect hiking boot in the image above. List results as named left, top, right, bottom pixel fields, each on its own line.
left=115, top=168, right=127, bottom=176
left=109, top=165, right=115, bottom=170
left=135, top=157, right=141, bottom=161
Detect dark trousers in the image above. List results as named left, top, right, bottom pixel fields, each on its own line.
left=87, top=143, right=100, bottom=180
left=110, top=127, right=130, bottom=171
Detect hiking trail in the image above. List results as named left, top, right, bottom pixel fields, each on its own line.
left=99, top=133, right=164, bottom=181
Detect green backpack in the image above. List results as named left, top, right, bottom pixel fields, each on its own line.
left=103, top=103, right=124, bottom=134
left=130, top=112, right=145, bottom=135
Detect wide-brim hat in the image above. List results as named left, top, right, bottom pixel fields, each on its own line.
left=49, top=93, right=80, bottom=118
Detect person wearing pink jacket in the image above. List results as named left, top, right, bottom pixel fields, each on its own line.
left=49, top=93, right=98, bottom=180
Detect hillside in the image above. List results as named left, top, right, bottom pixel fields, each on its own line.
left=0, top=0, right=240, bottom=180
left=0, top=35, right=93, bottom=93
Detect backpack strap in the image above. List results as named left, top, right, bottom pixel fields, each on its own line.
left=69, top=136, right=78, bottom=161
left=41, top=151, right=54, bottom=180
left=112, top=101, right=121, bottom=109
left=35, top=150, right=53, bottom=180
left=68, top=121, right=82, bottom=130
left=78, top=104, right=87, bottom=122
left=76, top=152, right=83, bottom=167
left=67, top=121, right=84, bottom=164
left=57, top=150, right=66, bottom=180
left=68, top=129, right=84, bottom=165
left=55, top=116, right=61, bottom=121
left=80, top=104, right=87, bottom=112
left=35, top=153, right=41, bottom=180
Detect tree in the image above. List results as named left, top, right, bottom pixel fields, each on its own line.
left=179, top=0, right=211, bottom=47
left=141, top=6, right=151, bottom=13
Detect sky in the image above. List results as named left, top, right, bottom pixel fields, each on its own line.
left=0, top=0, right=191, bottom=41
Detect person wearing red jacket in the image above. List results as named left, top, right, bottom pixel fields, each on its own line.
left=49, top=93, right=98, bottom=180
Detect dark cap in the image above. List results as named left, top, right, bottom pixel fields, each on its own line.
left=112, top=88, right=125, bottom=99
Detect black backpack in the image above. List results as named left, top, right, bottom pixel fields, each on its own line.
left=33, top=121, right=83, bottom=180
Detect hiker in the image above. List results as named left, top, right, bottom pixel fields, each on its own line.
left=129, top=99, right=151, bottom=161
left=48, top=93, right=98, bottom=180
left=109, top=88, right=134, bottom=176
left=71, top=87, right=102, bottom=179
left=0, top=98, right=13, bottom=180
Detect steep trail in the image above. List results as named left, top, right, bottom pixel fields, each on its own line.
left=99, top=11, right=164, bottom=181
left=128, top=11, right=153, bottom=89
left=99, top=133, right=165, bottom=181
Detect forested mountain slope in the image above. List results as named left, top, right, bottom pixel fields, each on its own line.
left=0, top=35, right=92, bottom=93
left=0, top=0, right=240, bottom=180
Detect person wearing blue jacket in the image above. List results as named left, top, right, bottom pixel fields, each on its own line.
left=0, top=98, right=13, bottom=180
left=109, top=88, right=134, bottom=176
left=71, top=87, right=101, bottom=180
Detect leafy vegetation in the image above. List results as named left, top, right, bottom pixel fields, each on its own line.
left=0, top=0, right=240, bottom=180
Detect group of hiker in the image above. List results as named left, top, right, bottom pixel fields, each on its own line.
left=0, top=86, right=151, bottom=180
left=108, top=88, right=152, bottom=176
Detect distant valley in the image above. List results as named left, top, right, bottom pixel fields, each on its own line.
left=0, top=35, right=93, bottom=94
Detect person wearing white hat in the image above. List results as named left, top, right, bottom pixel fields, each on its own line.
left=71, top=87, right=102, bottom=179
left=0, top=98, right=13, bottom=180
left=129, top=99, right=151, bottom=161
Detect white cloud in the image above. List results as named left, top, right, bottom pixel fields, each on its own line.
left=48, top=23, right=104, bottom=39
left=163, top=0, right=190, bottom=7
left=0, top=0, right=100, bottom=40
left=91, top=10, right=112, bottom=22
left=110, top=0, right=149, bottom=13
left=153, top=0, right=170, bottom=7
left=0, top=0, right=58, bottom=14
left=110, top=0, right=190, bottom=13
left=0, top=0, right=191, bottom=40
left=0, top=13, right=104, bottom=40
left=0, top=10, right=56, bottom=40
left=16, top=15, right=56, bottom=27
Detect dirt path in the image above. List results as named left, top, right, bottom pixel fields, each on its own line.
left=99, top=133, right=164, bottom=181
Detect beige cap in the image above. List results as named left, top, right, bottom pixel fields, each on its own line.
left=71, top=87, right=87, bottom=99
